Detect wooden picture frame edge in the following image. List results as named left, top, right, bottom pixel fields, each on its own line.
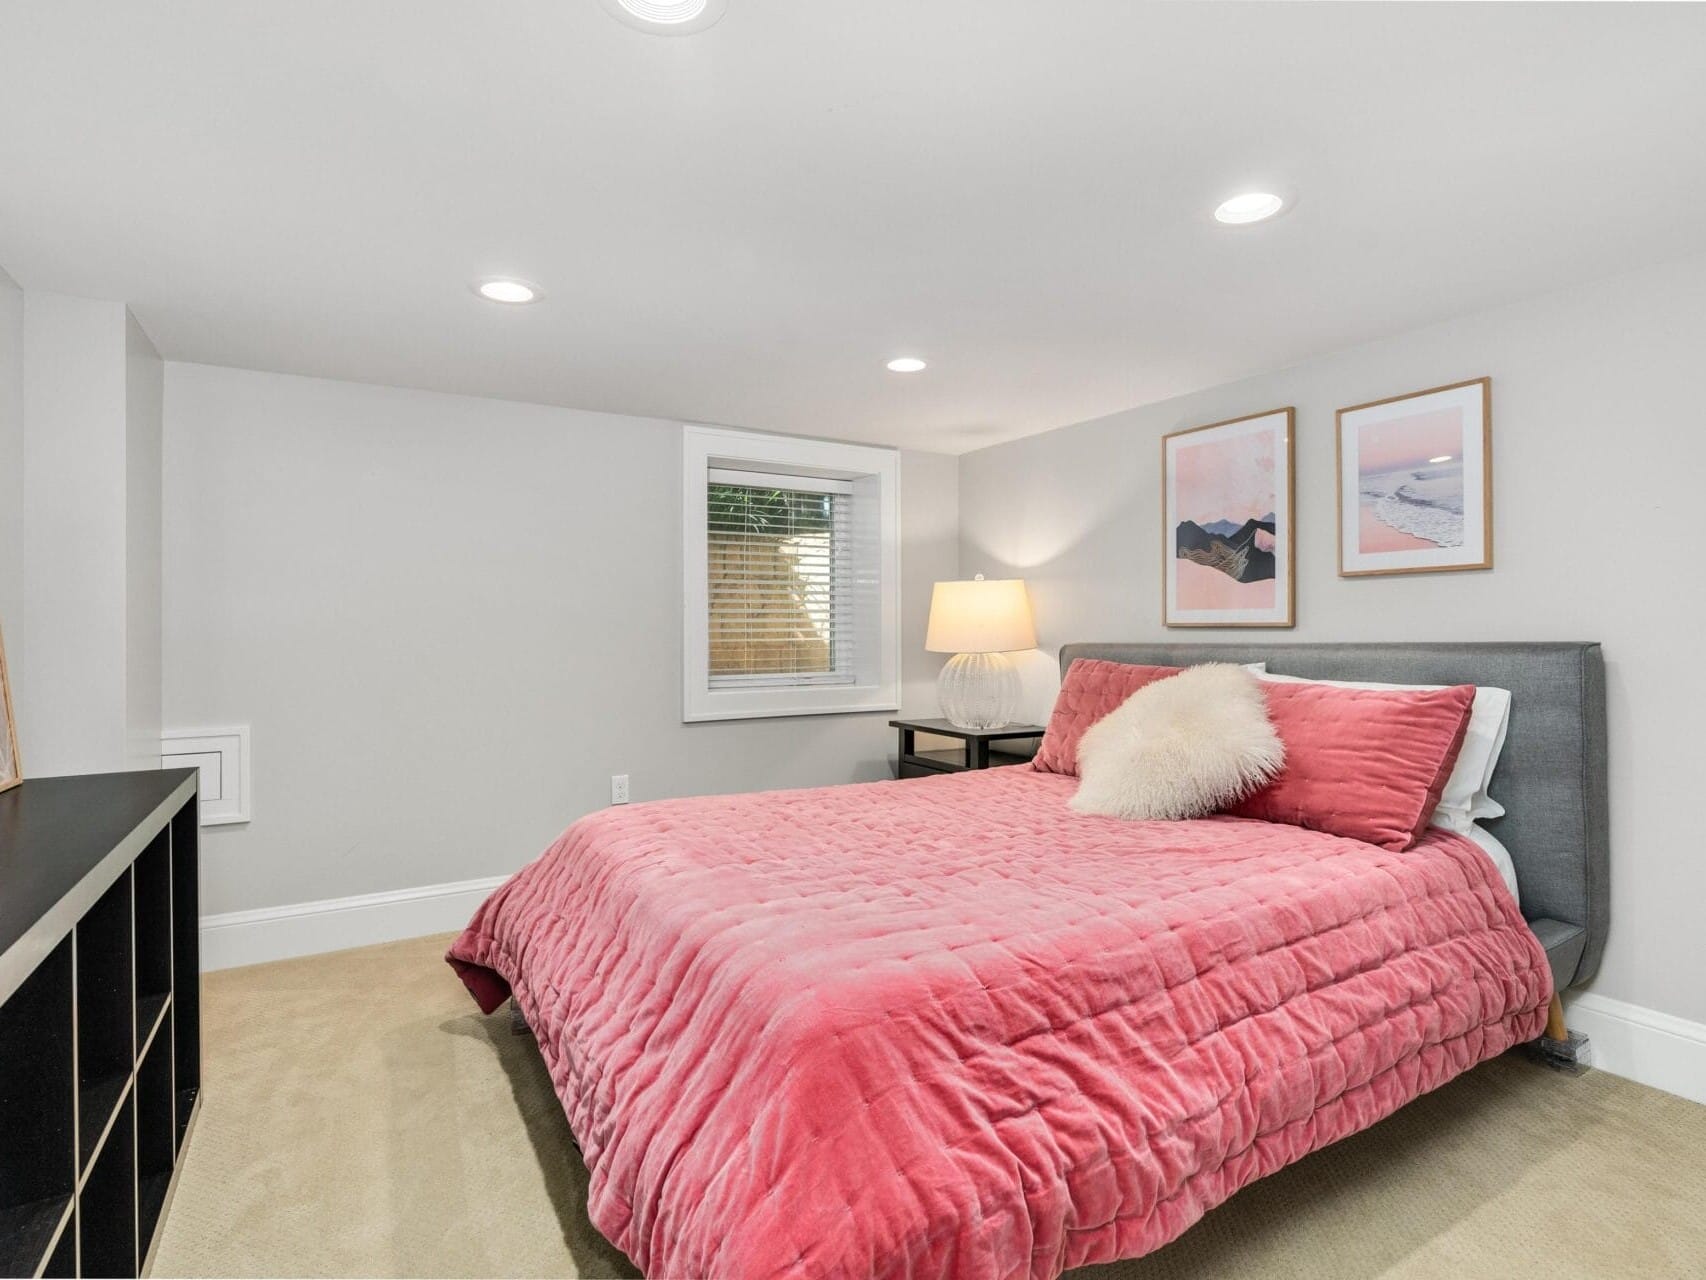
left=0, top=619, right=20, bottom=795
left=1161, top=406, right=1296, bottom=628
left=1336, top=376, right=1492, bottom=578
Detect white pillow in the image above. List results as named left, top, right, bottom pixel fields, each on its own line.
left=1462, top=822, right=1520, bottom=908
left=1255, top=671, right=1511, bottom=833
left=1072, top=664, right=1284, bottom=821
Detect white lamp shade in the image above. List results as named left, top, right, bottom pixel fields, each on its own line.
left=925, top=578, right=1036, bottom=654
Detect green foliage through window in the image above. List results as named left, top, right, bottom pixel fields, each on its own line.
left=707, top=484, right=834, bottom=536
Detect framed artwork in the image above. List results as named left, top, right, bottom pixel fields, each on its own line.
left=1162, top=407, right=1295, bottom=628
left=1337, top=377, right=1492, bottom=577
left=0, top=620, right=20, bottom=795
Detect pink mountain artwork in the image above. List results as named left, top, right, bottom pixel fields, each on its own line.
left=1172, top=430, right=1278, bottom=610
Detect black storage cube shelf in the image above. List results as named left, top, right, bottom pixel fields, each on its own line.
left=0, top=770, right=202, bottom=1279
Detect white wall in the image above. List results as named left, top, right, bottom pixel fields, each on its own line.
left=163, top=363, right=957, bottom=917
left=17, top=294, right=129, bottom=772
left=7, top=291, right=163, bottom=776
left=0, top=268, right=22, bottom=630
left=125, top=313, right=164, bottom=770
left=959, top=252, right=1706, bottom=1028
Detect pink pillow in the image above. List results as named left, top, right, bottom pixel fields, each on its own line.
left=1226, top=681, right=1476, bottom=850
left=1033, top=659, right=1181, bottom=776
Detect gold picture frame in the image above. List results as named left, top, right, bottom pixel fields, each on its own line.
left=0, top=619, right=20, bottom=794
left=1336, top=377, right=1493, bottom=577
left=1161, top=407, right=1296, bottom=628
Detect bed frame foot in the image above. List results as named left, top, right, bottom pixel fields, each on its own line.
left=1525, top=993, right=1592, bottom=1074
left=510, top=999, right=533, bottom=1037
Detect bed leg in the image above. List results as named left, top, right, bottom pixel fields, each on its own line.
left=1524, top=992, right=1592, bottom=1074
left=510, top=998, right=532, bottom=1037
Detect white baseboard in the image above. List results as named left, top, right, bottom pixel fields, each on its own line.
left=1565, top=992, right=1706, bottom=1106
left=199, top=875, right=508, bottom=971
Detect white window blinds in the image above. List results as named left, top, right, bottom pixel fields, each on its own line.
left=706, top=468, right=855, bottom=688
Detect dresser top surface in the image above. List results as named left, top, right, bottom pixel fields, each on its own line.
left=0, top=769, right=197, bottom=965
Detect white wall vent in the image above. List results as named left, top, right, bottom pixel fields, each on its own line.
left=161, top=725, right=250, bottom=825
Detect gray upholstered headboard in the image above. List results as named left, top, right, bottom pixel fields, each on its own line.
left=1058, top=642, right=1608, bottom=991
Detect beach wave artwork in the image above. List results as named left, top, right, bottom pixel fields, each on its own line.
left=1359, top=462, right=1465, bottom=549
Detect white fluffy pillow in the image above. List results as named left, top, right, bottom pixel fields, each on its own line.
left=1070, top=663, right=1284, bottom=821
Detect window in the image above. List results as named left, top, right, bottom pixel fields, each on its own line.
left=683, top=426, right=899, bottom=721
left=707, top=472, right=852, bottom=688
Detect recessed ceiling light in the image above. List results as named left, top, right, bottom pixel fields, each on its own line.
left=476, top=279, right=540, bottom=305
left=600, top=0, right=727, bottom=34
left=1213, top=192, right=1285, bottom=225
left=886, top=357, right=927, bottom=373
left=1429, top=455, right=1453, bottom=464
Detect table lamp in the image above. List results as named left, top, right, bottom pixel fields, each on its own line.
left=925, top=575, right=1037, bottom=730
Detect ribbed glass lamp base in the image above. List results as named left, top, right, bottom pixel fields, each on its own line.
left=937, top=651, right=1020, bottom=731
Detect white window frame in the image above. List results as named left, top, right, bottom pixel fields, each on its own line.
left=683, top=424, right=900, bottom=722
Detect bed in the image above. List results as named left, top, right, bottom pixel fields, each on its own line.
left=447, top=641, right=1607, bottom=1279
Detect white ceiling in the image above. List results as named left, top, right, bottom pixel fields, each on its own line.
left=2, top=2, right=1704, bottom=454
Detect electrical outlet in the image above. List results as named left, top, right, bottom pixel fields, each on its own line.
left=611, top=774, right=630, bottom=805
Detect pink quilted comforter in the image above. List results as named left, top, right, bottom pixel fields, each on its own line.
left=447, top=766, right=1549, bottom=1279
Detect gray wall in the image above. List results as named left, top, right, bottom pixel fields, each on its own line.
left=959, top=252, right=1706, bottom=1025
left=163, top=363, right=957, bottom=916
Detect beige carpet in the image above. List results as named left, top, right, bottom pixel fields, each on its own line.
left=151, top=933, right=1706, bottom=1279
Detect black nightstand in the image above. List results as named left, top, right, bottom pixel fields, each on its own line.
left=889, top=718, right=1045, bottom=779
